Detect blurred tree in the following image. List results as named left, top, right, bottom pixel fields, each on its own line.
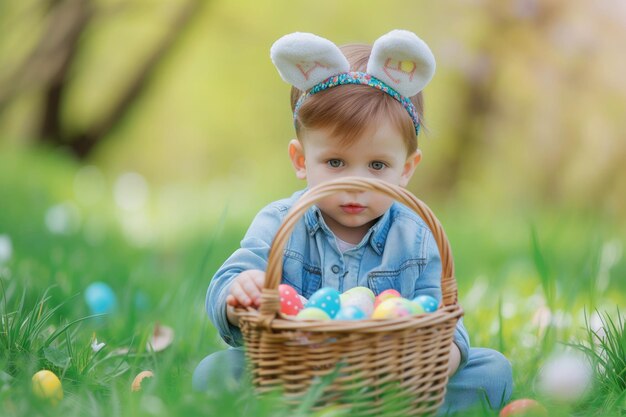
left=0, top=0, right=203, bottom=159
left=434, top=0, right=626, bottom=212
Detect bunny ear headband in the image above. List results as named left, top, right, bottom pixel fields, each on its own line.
left=270, top=30, right=436, bottom=136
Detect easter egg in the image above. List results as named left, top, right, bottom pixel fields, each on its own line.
left=499, top=399, right=547, bottom=417
left=334, top=305, right=366, bottom=320
left=340, top=292, right=374, bottom=317
left=306, top=287, right=341, bottom=318
left=374, top=289, right=401, bottom=308
left=279, top=284, right=304, bottom=316
left=85, top=282, right=117, bottom=314
left=411, top=295, right=439, bottom=313
left=297, top=307, right=331, bottom=320
left=536, top=352, right=592, bottom=402
left=131, top=370, right=154, bottom=392
left=407, top=300, right=425, bottom=315
left=32, top=370, right=63, bottom=405
left=372, top=298, right=414, bottom=319
left=343, top=286, right=375, bottom=302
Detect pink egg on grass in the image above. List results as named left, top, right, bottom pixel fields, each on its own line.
left=279, top=284, right=304, bottom=316
left=499, top=399, right=547, bottom=417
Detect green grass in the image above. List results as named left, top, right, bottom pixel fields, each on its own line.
left=1, top=148, right=625, bottom=416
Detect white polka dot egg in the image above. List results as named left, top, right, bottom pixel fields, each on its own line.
left=305, top=287, right=341, bottom=318
left=278, top=284, right=304, bottom=316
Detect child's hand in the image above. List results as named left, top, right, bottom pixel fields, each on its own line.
left=226, top=269, right=265, bottom=309
left=448, top=342, right=461, bottom=376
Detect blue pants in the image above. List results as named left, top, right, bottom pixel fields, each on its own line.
left=193, top=347, right=512, bottom=414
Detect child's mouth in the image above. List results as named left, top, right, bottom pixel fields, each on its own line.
left=340, top=204, right=366, bottom=214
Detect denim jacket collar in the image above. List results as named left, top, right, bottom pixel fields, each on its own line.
left=304, top=205, right=391, bottom=255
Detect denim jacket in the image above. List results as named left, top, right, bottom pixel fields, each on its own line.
left=206, top=189, right=470, bottom=369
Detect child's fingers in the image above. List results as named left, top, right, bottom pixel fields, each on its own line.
left=229, top=281, right=253, bottom=307
left=239, top=278, right=262, bottom=305
left=250, top=272, right=266, bottom=288
left=226, top=294, right=237, bottom=307
left=247, top=271, right=265, bottom=307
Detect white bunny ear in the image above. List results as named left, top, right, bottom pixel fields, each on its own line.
left=366, top=30, right=436, bottom=97
left=270, top=32, right=350, bottom=91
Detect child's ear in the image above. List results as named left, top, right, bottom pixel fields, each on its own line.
left=288, top=139, right=307, bottom=180
left=400, top=150, right=422, bottom=187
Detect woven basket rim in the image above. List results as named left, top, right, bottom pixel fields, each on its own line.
left=236, top=303, right=463, bottom=332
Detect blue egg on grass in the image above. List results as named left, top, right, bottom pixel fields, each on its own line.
left=334, top=305, right=366, bottom=320
left=85, top=282, right=117, bottom=314
left=411, top=295, right=439, bottom=313
left=305, top=287, right=341, bottom=318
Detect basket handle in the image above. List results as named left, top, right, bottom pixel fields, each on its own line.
left=258, top=177, right=457, bottom=328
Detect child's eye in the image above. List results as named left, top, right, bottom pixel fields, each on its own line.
left=369, top=161, right=387, bottom=171
left=327, top=159, right=344, bottom=168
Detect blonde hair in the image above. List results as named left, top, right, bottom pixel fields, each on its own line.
left=289, top=44, right=425, bottom=154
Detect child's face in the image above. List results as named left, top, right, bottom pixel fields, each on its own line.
left=289, top=120, right=421, bottom=242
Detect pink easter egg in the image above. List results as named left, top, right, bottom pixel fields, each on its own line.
left=499, top=399, right=547, bottom=417
left=372, top=298, right=413, bottom=319
left=374, top=289, right=402, bottom=308
left=279, top=284, right=304, bottom=316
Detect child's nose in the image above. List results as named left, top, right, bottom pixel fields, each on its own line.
left=345, top=166, right=370, bottom=178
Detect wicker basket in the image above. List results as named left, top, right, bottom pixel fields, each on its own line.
left=235, top=177, right=463, bottom=416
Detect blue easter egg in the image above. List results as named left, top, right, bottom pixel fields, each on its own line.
left=334, top=305, right=366, bottom=320
left=306, top=287, right=341, bottom=318
left=85, top=282, right=117, bottom=314
left=411, top=295, right=439, bottom=313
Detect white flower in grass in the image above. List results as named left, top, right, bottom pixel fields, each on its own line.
left=0, top=235, right=12, bottom=263
left=589, top=311, right=607, bottom=341
left=91, top=337, right=106, bottom=353
left=45, top=202, right=81, bottom=234
left=536, top=350, right=593, bottom=403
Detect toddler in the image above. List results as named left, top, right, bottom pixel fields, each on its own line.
left=194, top=30, right=512, bottom=414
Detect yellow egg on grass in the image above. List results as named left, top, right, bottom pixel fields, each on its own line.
left=32, top=370, right=63, bottom=405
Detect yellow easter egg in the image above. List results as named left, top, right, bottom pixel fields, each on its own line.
left=372, top=298, right=414, bottom=319
left=297, top=307, right=331, bottom=321
left=131, top=370, right=154, bottom=392
left=32, top=370, right=63, bottom=405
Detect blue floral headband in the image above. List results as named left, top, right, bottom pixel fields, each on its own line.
left=270, top=30, right=436, bottom=138
left=293, top=71, right=421, bottom=136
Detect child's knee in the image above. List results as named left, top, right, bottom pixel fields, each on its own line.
left=478, top=348, right=513, bottom=407
left=192, top=348, right=245, bottom=392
